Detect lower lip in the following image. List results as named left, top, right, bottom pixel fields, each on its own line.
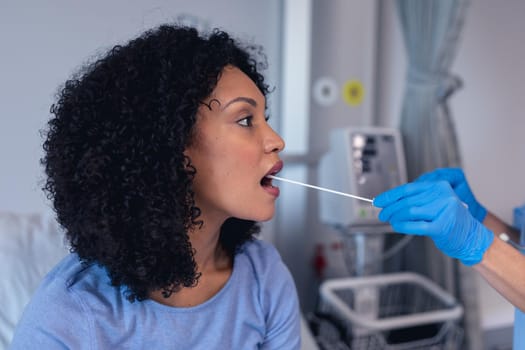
left=263, top=185, right=280, bottom=197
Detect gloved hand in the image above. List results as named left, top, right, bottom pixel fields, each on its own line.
left=416, top=168, right=487, bottom=222
left=373, top=180, right=494, bottom=266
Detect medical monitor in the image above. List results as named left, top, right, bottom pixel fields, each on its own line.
left=318, top=127, right=407, bottom=228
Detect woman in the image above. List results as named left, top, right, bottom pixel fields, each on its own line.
left=10, top=25, right=300, bottom=349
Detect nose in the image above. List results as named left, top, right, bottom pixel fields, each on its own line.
left=264, top=124, right=285, bottom=153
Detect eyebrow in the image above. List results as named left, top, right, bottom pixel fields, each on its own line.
left=221, top=97, right=257, bottom=111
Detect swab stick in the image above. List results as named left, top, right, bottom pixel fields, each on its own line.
left=268, top=175, right=373, bottom=203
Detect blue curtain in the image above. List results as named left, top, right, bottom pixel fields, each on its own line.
left=397, top=0, right=467, bottom=180
left=395, top=1, right=482, bottom=349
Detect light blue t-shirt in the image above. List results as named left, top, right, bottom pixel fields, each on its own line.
left=10, top=239, right=300, bottom=349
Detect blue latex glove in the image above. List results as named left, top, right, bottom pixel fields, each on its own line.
left=416, top=168, right=487, bottom=222
left=373, top=181, right=494, bottom=266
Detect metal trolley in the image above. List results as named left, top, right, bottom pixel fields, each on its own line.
left=311, top=272, right=464, bottom=349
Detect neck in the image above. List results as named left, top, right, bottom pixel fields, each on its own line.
left=149, top=216, right=233, bottom=307
left=188, top=215, right=230, bottom=273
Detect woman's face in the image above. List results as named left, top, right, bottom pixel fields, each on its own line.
left=184, top=66, right=285, bottom=226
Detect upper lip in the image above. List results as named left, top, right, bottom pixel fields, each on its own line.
left=265, top=160, right=284, bottom=177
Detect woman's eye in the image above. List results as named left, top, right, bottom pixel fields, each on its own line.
left=237, top=116, right=253, bottom=127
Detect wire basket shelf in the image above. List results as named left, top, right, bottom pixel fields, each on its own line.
left=314, top=272, right=464, bottom=350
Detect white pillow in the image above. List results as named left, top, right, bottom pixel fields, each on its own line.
left=0, top=212, right=69, bottom=348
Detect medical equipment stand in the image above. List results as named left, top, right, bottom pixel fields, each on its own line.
left=310, top=127, right=464, bottom=349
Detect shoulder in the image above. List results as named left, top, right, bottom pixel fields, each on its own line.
left=235, top=238, right=297, bottom=303
left=236, top=239, right=288, bottom=279
left=10, top=254, right=111, bottom=349
left=236, top=240, right=301, bottom=349
left=238, top=238, right=282, bottom=263
left=39, top=253, right=111, bottom=297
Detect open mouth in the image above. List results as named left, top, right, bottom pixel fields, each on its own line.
left=260, top=175, right=274, bottom=187
left=260, top=161, right=283, bottom=188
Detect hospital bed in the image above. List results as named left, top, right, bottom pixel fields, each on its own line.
left=0, top=212, right=68, bottom=348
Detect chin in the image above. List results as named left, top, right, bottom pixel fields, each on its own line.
left=248, top=207, right=276, bottom=222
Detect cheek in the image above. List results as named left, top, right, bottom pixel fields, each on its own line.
left=190, top=132, right=262, bottom=184
left=217, top=139, right=258, bottom=166
left=230, top=149, right=260, bottom=177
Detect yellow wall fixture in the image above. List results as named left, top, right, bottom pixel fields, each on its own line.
left=342, top=79, right=365, bottom=107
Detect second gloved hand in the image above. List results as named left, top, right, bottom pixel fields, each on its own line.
left=416, top=168, right=487, bottom=222
left=373, top=181, right=494, bottom=266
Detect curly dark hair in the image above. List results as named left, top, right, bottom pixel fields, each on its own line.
left=42, top=24, right=269, bottom=302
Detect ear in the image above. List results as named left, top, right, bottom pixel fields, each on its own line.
left=182, top=149, right=193, bottom=170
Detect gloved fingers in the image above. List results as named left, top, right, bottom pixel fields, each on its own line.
left=373, top=182, right=433, bottom=208
left=437, top=172, right=486, bottom=222
left=384, top=197, right=464, bottom=238
left=378, top=192, right=448, bottom=223
left=433, top=196, right=470, bottom=231
left=377, top=177, right=493, bottom=266
left=415, top=168, right=466, bottom=188
left=389, top=220, right=434, bottom=236
left=389, top=197, right=470, bottom=240
left=376, top=181, right=457, bottom=220
left=453, top=181, right=474, bottom=202
left=431, top=202, right=492, bottom=265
